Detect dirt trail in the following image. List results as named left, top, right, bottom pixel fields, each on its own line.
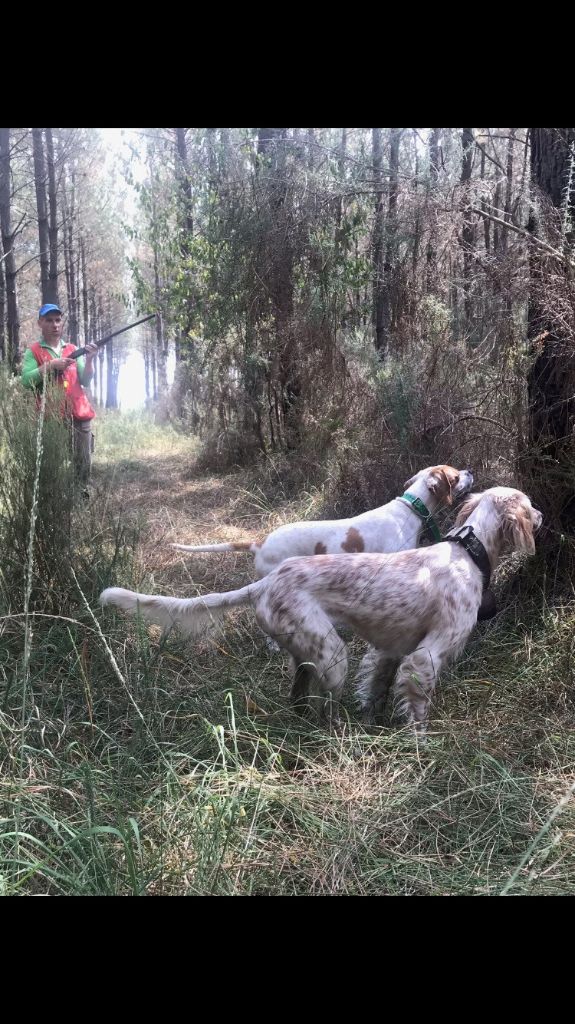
left=97, top=445, right=276, bottom=596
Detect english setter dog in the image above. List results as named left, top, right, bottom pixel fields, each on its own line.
left=172, top=465, right=474, bottom=577
left=101, top=487, right=541, bottom=733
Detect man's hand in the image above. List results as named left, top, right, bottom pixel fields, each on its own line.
left=83, top=343, right=99, bottom=382
left=44, top=357, right=73, bottom=374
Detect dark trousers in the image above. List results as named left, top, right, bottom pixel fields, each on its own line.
left=71, top=418, right=94, bottom=483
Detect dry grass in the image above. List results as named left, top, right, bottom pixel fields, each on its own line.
left=1, top=408, right=574, bottom=895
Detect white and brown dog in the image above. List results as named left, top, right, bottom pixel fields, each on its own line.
left=172, top=464, right=474, bottom=576
left=101, top=487, right=541, bottom=733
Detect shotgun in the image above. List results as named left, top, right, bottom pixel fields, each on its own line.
left=70, top=313, right=157, bottom=359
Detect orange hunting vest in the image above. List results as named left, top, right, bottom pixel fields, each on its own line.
left=29, top=342, right=95, bottom=421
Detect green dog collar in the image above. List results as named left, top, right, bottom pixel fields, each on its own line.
left=398, top=492, right=442, bottom=543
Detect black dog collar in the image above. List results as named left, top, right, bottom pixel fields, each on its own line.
left=445, top=525, right=491, bottom=590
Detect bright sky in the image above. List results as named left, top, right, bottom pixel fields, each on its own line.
left=114, top=346, right=175, bottom=410
left=117, top=349, right=146, bottom=410
left=98, top=129, right=151, bottom=409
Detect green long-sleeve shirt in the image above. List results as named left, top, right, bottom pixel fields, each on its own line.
left=21, top=339, right=91, bottom=390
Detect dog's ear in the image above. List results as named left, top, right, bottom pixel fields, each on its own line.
left=427, top=466, right=460, bottom=505
left=454, top=493, right=482, bottom=526
left=505, top=501, right=536, bottom=554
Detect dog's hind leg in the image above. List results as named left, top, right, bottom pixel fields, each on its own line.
left=355, top=648, right=398, bottom=725
left=290, top=657, right=316, bottom=717
left=290, top=636, right=348, bottom=729
left=260, top=602, right=348, bottom=728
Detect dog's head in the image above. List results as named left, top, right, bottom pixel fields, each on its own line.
left=404, top=465, right=474, bottom=506
left=455, top=487, right=542, bottom=554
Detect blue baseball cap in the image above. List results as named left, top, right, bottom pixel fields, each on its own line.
left=39, top=303, right=63, bottom=317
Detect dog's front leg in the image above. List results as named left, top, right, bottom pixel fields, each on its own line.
left=392, top=638, right=446, bottom=735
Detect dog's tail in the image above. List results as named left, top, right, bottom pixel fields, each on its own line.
left=100, top=580, right=264, bottom=637
left=171, top=540, right=259, bottom=555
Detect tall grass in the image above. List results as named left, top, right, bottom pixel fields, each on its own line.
left=1, top=381, right=574, bottom=895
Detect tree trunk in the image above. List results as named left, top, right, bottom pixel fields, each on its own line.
left=501, top=128, right=515, bottom=255
left=106, top=336, right=118, bottom=409
left=426, top=128, right=441, bottom=295
left=63, top=170, right=78, bottom=344
left=32, top=128, right=51, bottom=303
left=382, top=127, right=402, bottom=337
left=0, top=128, right=20, bottom=369
left=372, top=128, right=385, bottom=352
left=174, top=127, right=195, bottom=365
left=45, top=127, right=59, bottom=303
left=460, top=127, right=475, bottom=333
left=258, top=128, right=297, bottom=449
left=148, top=152, right=167, bottom=394
left=526, top=127, right=575, bottom=532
